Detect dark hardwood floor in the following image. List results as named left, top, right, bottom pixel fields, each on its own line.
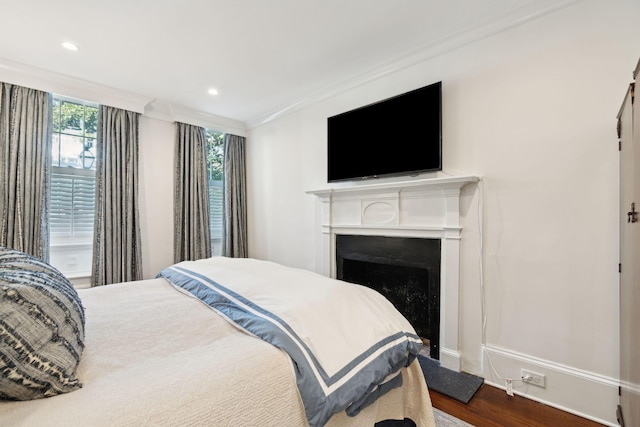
left=429, top=383, right=607, bottom=427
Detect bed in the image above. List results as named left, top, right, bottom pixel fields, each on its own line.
left=0, top=252, right=436, bottom=427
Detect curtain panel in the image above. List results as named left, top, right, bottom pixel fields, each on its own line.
left=0, top=82, right=51, bottom=260
left=222, top=134, right=247, bottom=258
left=174, top=122, right=211, bottom=262
left=91, top=105, right=142, bottom=286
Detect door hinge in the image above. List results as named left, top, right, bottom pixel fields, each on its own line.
left=618, top=118, right=622, bottom=140
left=627, top=202, right=638, bottom=223
left=619, top=139, right=622, bottom=151
left=619, top=263, right=622, bottom=273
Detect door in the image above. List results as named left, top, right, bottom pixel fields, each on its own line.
left=618, top=60, right=640, bottom=427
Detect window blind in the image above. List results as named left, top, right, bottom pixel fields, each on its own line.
left=209, top=179, right=223, bottom=240
left=50, top=167, right=95, bottom=238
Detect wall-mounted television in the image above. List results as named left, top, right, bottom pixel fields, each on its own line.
left=327, top=81, right=442, bottom=183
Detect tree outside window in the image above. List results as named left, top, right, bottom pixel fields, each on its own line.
left=49, top=97, right=99, bottom=279
left=206, top=129, right=224, bottom=255
left=52, top=99, right=98, bottom=170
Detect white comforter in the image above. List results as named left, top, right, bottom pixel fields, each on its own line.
left=159, top=257, right=425, bottom=426
left=0, top=266, right=435, bottom=426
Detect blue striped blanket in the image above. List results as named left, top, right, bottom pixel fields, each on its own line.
left=157, top=257, right=422, bottom=427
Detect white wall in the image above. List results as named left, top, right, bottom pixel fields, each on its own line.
left=138, top=116, right=175, bottom=278
left=247, top=1, right=640, bottom=425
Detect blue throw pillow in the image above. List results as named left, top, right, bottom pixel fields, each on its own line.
left=0, top=247, right=85, bottom=400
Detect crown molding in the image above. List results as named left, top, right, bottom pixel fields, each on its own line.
left=0, top=58, right=153, bottom=114
left=246, top=0, right=582, bottom=129
left=0, top=58, right=247, bottom=135
left=144, top=100, right=247, bottom=136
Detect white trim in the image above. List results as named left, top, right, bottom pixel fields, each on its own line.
left=307, top=174, right=480, bottom=198
left=144, top=100, right=247, bottom=136
left=49, top=242, right=92, bottom=250
left=69, top=276, right=91, bottom=289
left=246, top=0, right=582, bottom=128
left=49, top=243, right=93, bottom=282
left=0, top=57, right=247, bottom=135
left=0, top=58, right=152, bottom=113
left=483, top=344, right=619, bottom=427
left=308, top=174, right=480, bottom=372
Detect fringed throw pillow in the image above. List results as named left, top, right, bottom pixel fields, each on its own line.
left=0, top=247, right=85, bottom=400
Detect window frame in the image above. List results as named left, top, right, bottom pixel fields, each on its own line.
left=205, top=129, right=225, bottom=255
left=49, top=95, right=99, bottom=278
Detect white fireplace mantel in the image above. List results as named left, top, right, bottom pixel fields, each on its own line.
left=307, top=174, right=479, bottom=371
left=308, top=174, right=479, bottom=197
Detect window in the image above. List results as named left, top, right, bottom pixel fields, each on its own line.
left=49, top=97, right=98, bottom=277
left=206, top=129, right=224, bottom=255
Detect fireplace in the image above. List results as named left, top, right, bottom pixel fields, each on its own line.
left=336, top=234, right=441, bottom=359
left=307, top=175, right=479, bottom=371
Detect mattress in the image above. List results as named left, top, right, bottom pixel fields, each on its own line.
left=0, top=268, right=435, bottom=426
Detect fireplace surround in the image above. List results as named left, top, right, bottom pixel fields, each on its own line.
left=307, top=175, right=479, bottom=371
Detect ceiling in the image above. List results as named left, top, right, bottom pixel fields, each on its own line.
left=0, top=0, right=577, bottom=128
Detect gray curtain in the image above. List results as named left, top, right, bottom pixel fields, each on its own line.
left=174, top=122, right=211, bottom=262
left=91, top=105, right=142, bottom=286
left=221, top=134, right=247, bottom=258
left=0, top=82, right=51, bottom=260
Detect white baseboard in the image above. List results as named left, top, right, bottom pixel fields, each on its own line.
left=440, top=347, right=461, bottom=372
left=482, top=345, right=619, bottom=427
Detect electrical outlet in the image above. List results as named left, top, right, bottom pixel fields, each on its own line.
left=521, top=369, right=546, bottom=388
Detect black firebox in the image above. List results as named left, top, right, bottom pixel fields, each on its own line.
left=335, top=234, right=441, bottom=359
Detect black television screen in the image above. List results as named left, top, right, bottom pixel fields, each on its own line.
left=327, top=81, right=442, bottom=182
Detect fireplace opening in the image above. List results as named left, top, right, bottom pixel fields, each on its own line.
left=335, top=234, right=441, bottom=359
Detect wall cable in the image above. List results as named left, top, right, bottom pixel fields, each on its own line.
left=477, top=179, right=525, bottom=387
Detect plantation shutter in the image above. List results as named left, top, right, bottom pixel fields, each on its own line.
left=209, top=179, right=223, bottom=240
left=50, top=167, right=95, bottom=238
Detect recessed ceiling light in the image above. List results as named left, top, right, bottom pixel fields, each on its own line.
left=207, top=88, right=219, bottom=96
left=62, top=42, right=79, bottom=51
